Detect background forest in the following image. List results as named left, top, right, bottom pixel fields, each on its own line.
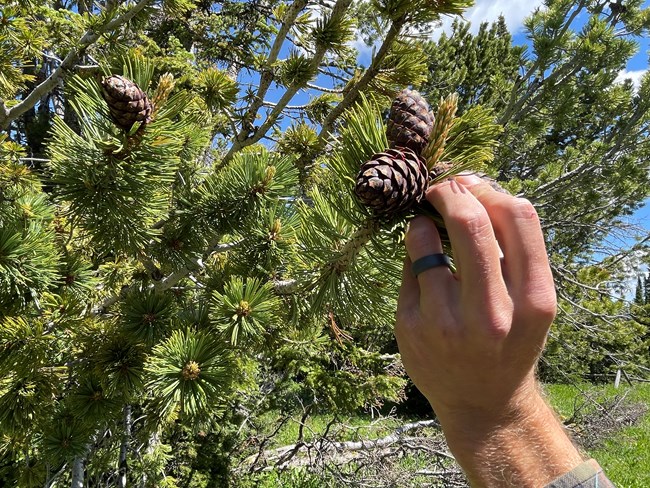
left=1, top=0, right=650, bottom=486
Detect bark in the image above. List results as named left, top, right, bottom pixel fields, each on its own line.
left=118, top=404, right=133, bottom=488
left=70, top=456, right=85, bottom=488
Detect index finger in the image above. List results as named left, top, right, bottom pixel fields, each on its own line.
left=425, top=180, right=510, bottom=315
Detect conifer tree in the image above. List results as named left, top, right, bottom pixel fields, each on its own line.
left=0, top=1, right=489, bottom=485
left=419, top=0, right=650, bottom=380
left=2, top=0, right=649, bottom=484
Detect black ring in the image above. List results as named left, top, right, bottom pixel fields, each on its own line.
left=411, top=254, right=452, bottom=277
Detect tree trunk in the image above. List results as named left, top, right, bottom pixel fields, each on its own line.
left=140, top=431, right=160, bottom=487
left=70, top=455, right=85, bottom=488
left=118, top=404, right=132, bottom=488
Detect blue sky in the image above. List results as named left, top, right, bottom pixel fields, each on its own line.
left=447, top=1, right=650, bottom=222
left=250, top=1, right=649, bottom=233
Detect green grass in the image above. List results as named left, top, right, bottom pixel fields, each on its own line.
left=248, top=384, right=650, bottom=487
left=545, top=383, right=650, bottom=488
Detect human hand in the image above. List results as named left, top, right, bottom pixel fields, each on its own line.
left=395, top=175, right=582, bottom=486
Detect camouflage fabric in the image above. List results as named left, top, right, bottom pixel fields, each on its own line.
left=546, top=459, right=615, bottom=488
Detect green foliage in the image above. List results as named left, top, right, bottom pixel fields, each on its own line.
left=373, top=0, right=475, bottom=23
left=91, top=331, right=147, bottom=400
left=146, top=329, right=232, bottom=421
left=312, top=9, right=356, bottom=52
left=211, top=277, right=281, bottom=345
left=196, top=67, right=239, bottom=113
left=42, top=414, right=91, bottom=463
left=277, top=50, right=315, bottom=88
left=120, top=290, right=176, bottom=345
left=368, top=40, right=429, bottom=95
left=541, top=266, right=650, bottom=382
left=442, top=104, right=503, bottom=170
left=1, top=0, right=648, bottom=485
left=277, top=122, right=320, bottom=160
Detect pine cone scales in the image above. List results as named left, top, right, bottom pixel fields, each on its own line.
left=355, top=148, right=428, bottom=218
left=100, top=75, right=153, bottom=131
left=386, top=89, right=434, bottom=156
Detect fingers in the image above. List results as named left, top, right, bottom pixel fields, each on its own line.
left=404, top=216, right=455, bottom=310
left=425, top=180, right=509, bottom=312
left=397, top=257, right=420, bottom=316
left=456, top=175, right=557, bottom=323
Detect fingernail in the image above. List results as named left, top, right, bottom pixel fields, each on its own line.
left=455, top=174, right=483, bottom=187
left=448, top=179, right=466, bottom=194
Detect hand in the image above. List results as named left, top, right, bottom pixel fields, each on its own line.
left=395, top=175, right=583, bottom=487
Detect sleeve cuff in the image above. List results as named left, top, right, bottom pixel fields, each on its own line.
left=545, top=459, right=615, bottom=488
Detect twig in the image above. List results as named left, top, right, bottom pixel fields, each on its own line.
left=219, top=0, right=353, bottom=168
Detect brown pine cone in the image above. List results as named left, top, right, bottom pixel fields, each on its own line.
left=355, top=148, right=428, bottom=219
left=386, top=89, right=434, bottom=156
left=100, top=75, right=153, bottom=131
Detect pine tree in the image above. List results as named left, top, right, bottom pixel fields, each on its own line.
left=3, top=0, right=648, bottom=484
left=0, top=1, right=484, bottom=485
left=419, top=0, right=650, bottom=382
left=635, top=275, right=644, bottom=305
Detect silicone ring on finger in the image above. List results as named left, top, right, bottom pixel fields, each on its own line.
left=411, top=254, right=452, bottom=277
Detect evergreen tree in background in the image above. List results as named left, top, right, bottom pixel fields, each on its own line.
left=1, top=0, right=649, bottom=485
left=419, top=0, right=650, bottom=381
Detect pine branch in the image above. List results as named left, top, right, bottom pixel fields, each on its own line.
left=154, top=238, right=244, bottom=292
left=509, top=62, right=583, bottom=125
left=91, top=239, right=244, bottom=315
left=529, top=103, right=646, bottom=202
left=0, top=0, right=154, bottom=130
left=235, top=0, right=309, bottom=140
left=219, top=0, right=353, bottom=168
left=273, top=279, right=299, bottom=294
left=326, top=220, right=379, bottom=275
left=318, top=16, right=406, bottom=140
left=498, top=0, right=587, bottom=126
left=306, top=82, right=344, bottom=94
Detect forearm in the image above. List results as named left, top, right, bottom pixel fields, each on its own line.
left=438, top=386, right=583, bottom=488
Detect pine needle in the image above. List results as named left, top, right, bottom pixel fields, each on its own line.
left=422, top=93, right=458, bottom=168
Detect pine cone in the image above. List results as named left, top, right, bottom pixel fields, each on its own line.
left=100, top=75, right=153, bottom=131
left=386, top=89, right=434, bottom=156
left=355, top=148, right=428, bottom=218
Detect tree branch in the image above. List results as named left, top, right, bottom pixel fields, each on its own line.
left=219, top=0, right=353, bottom=168
left=90, top=238, right=244, bottom=315
left=291, top=15, right=406, bottom=172
left=236, top=0, right=309, bottom=137
left=499, top=0, right=587, bottom=126
left=0, top=0, right=154, bottom=130
left=243, top=419, right=444, bottom=470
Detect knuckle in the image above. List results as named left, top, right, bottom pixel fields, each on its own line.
left=510, top=198, right=539, bottom=221
left=450, top=208, right=491, bottom=236
left=519, top=288, right=557, bottom=322
left=482, top=305, right=514, bottom=340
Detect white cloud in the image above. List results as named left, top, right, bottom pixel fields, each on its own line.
left=615, top=69, right=647, bottom=90
left=434, top=0, right=545, bottom=39
left=350, top=0, right=545, bottom=62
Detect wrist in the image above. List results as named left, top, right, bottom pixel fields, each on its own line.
left=433, top=384, right=584, bottom=487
